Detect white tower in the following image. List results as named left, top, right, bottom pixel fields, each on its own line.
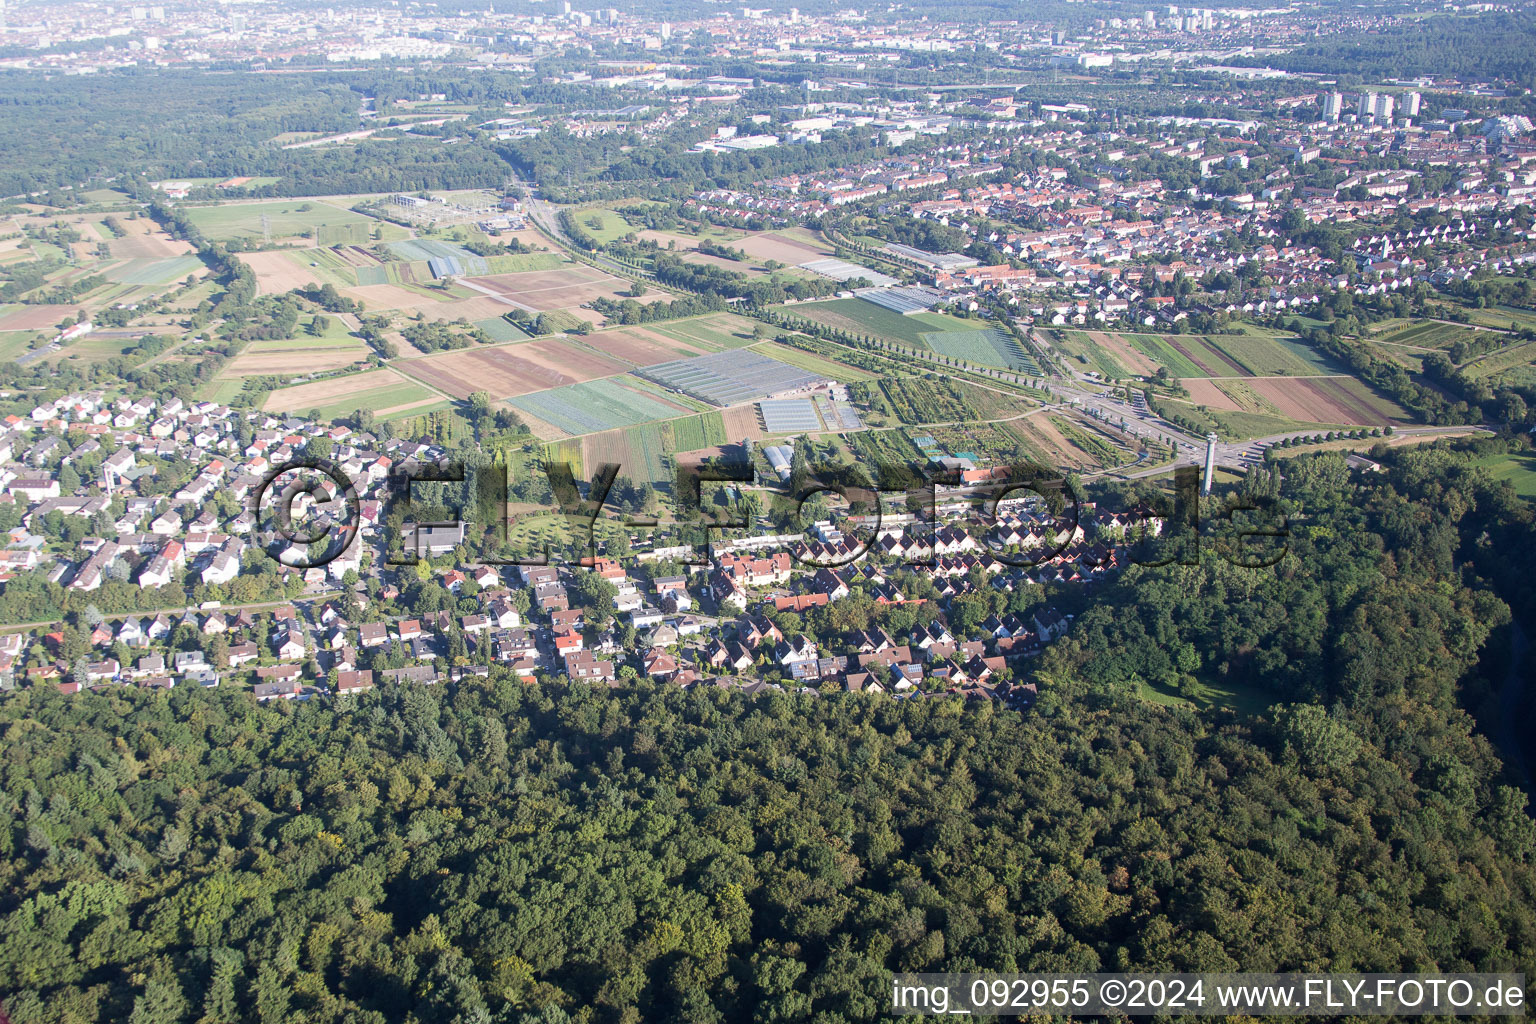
left=1202, top=433, right=1218, bottom=495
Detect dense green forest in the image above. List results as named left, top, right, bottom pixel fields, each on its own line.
left=1247, top=13, right=1536, bottom=86
left=1, top=444, right=1533, bottom=1024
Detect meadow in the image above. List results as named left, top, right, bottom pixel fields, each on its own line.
left=183, top=201, right=374, bottom=242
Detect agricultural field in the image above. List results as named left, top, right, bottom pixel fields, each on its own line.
left=483, top=252, right=565, bottom=274
left=464, top=265, right=634, bottom=313
left=505, top=378, right=690, bottom=436
left=783, top=298, right=980, bottom=348
left=399, top=338, right=632, bottom=399
left=1463, top=305, right=1536, bottom=333
left=853, top=375, right=1009, bottom=426
left=221, top=346, right=370, bottom=377
left=664, top=412, right=730, bottom=453
left=576, top=325, right=709, bottom=366
left=1461, top=339, right=1536, bottom=380
left=183, top=201, right=375, bottom=242
left=0, top=305, right=78, bottom=332
left=1369, top=320, right=1473, bottom=349
left=197, top=378, right=251, bottom=404
left=922, top=327, right=1038, bottom=372
left=262, top=368, right=439, bottom=420
left=1246, top=377, right=1411, bottom=426
left=1050, top=416, right=1131, bottom=467
left=648, top=313, right=760, bottom=353
left=104, top=221, right=196, bottom=260
left=103, top=255, right=206, bottom=288
left=640, top=349, right=824, bottom=406
left=1122, top=334, right=1245, bottom=377
left=473, top=316, right=529, bottom=343
left=582, top=423, right=669, bottom=485
left=756, top=341, right=875, bottom=382
left=240, top=250, right=338, bottom=294
left=1204, top=332, right=1337, bottom=376
left=733, top=228, right=835, bottom=265
left=1057, top=332, right=1138, bottom=378
left=1006, top=415, right=1105, bottom=470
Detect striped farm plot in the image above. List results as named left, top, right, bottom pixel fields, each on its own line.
left=506, top=377, right=693, bottom=435
left=263, top=368, right=438, bottom=419
left=648, top=313, right=759, bottom=353
left=104, top=255, right=206, bottom=288
left=1463, top=339, right=1536, bottom=380
left=922, top=327, right=1039, bottom=372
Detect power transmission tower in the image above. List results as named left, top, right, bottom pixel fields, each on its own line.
left=261, top=214, right=271, bottom=245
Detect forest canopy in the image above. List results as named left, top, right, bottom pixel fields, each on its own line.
left=0, top=445, right=1533, bottom=1024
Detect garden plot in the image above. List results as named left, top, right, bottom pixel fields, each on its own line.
left=505, top=378, right=690, bottom=436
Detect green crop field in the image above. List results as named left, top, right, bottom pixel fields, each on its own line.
left=1125, top=334, right=1211, bottom=377
left=651, top=314, right=758, bottom=352
left=183, top=201, right=374, bottom=242
left=104, top=255, right=205, bottom=288
left=921, top=327, right=1038, bottom=371
left=483, top=252, right=565, bottom=274
left=1206, top=333, right=1338, bottom=376
left=664, top=411, right=729, bottom=452
left=1463, top=305, right=1536, bottom=332
left=1462, top=339, right=1536, bottom=379
left=756, top=341, right=875, bottom=381
left=1375, top=321, right=1471, bottom=348
left=474, top=316, right=529, bottom=342
left=1058, top=332, right=1128, bottom=378
left=783, top=299, right=980, bottom=348
left=507, top=378, right=684, bottom=435
left=275, top=381, right=439, bottom=422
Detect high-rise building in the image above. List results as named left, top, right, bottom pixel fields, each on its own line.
left=1405, top=91, right=1422, bottom=117
left=1357, top=92, right=1376, bottom=118
left=788, top=6, right=800, bottom=21
left=1373, top=93, right=1394, bottom=122
left=659, top=21, right=671, bottom=39
left=1322, top=92, right=1343, bottom=121
left=1143, top=10, right=1155, bottom=27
